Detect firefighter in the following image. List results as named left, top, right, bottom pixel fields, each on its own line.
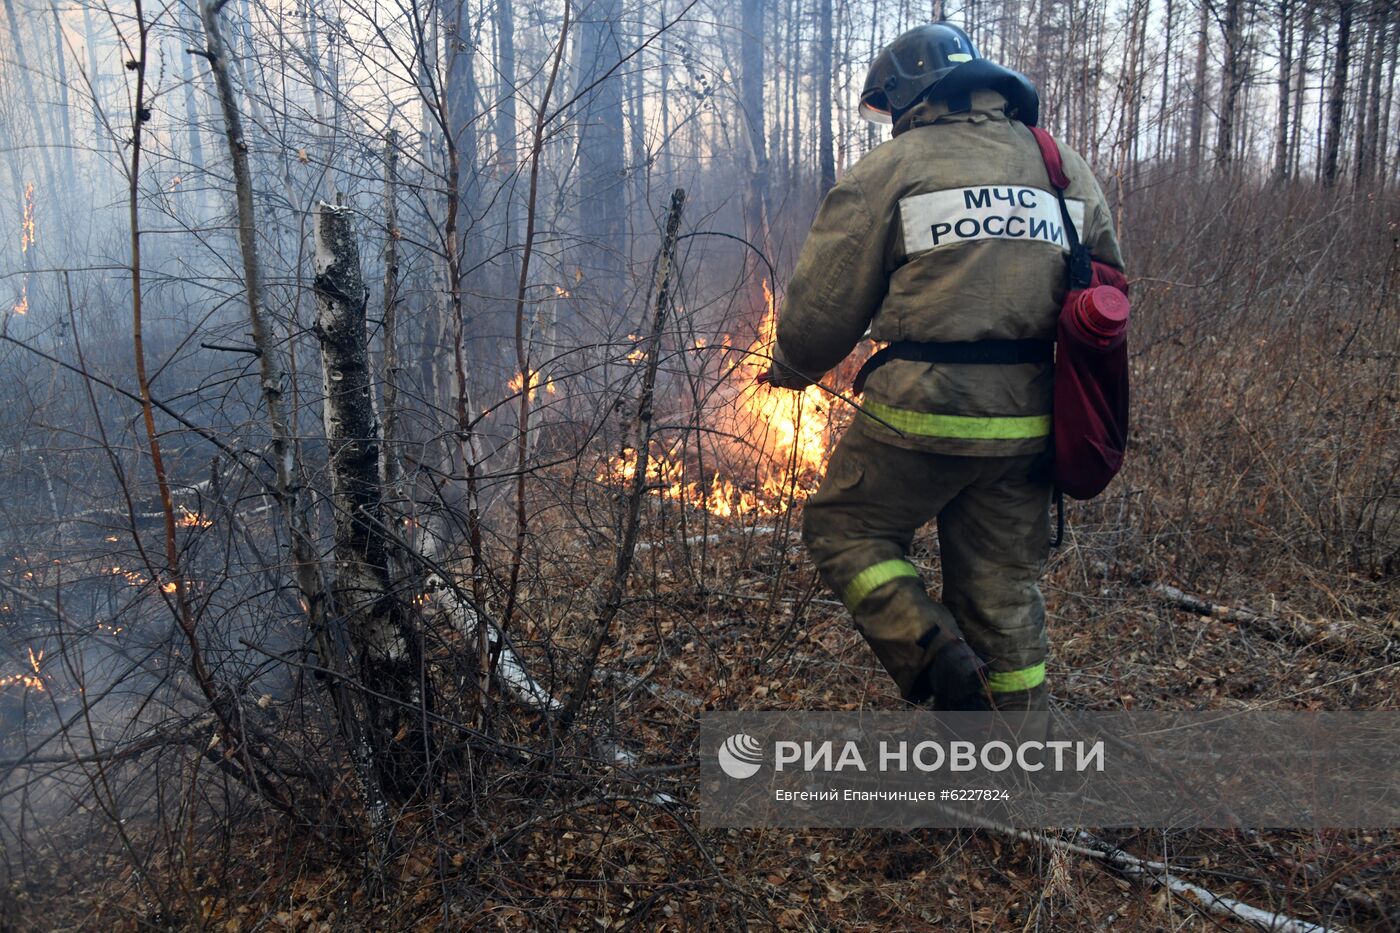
left=763, top=24, right=1124, bottom=714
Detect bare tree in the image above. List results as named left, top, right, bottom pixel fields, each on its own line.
left=575, top=0, right=628, bottom=304
left=817, top=0, right=836, bottom=195
left=1322, top=0, right=1353, bottom=186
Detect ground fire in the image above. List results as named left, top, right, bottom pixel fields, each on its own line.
left=598, top=280, right=833, bottom=517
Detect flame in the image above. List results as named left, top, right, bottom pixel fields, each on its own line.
left=108, top=566, right=148, bottom=586
left=20, top=183, right=35, bottom=255
left=596, top=279, right=834, bottom=518
left=735, top=279, right=830, bottom=486
left=509, top=368, right=548, bottom=401
left=597, top=446, right=767, bottom=518
left=177, top=506, right=213, bottom=528
left=12, top=185, right=33, bottom=315
left=1, top=646, right=44, bottom=692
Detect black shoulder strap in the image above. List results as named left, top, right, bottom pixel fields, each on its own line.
left=1048, top=169, right=1093, bottom=289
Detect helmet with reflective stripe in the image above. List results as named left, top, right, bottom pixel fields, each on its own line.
left=859, top=23, right=1040, bottom=127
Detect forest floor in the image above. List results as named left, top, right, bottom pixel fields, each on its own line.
left=13, top=487, right=1397, bottom=933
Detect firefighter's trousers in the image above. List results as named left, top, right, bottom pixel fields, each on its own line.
left=802, top=419, right=1052, bottom=712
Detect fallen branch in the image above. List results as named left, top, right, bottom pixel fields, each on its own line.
left=936, top=801, right=1336, bottom=933
left=1069, top=830, right=1334, bottom=933
left=1150, top=583, right=1400, bottom=664
left=425, top=573, right=559, bottom=712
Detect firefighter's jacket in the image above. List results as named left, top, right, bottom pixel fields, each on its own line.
left=774, top=89, right=1124, bottom=457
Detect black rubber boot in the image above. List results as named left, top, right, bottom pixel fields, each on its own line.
left=914, top=635, right=988, bottom=711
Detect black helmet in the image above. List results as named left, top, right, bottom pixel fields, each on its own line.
left=859, top=23, right=1040, bottom=126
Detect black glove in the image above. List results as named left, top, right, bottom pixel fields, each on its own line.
left=758, top=360, right=814, bottom=390
left=918, top=638, right=989, bottom=712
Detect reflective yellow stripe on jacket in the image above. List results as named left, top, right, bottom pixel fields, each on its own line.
left=861, top=400, right=1051, bottom=441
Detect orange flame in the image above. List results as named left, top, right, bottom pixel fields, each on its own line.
left=509, top=367, right=554, bottom=401
left=1, top=647, right=44, bottom=692
left=597, top=279, right=834, bottom=517
left=20, top=183, right=35, bottom=255
left=177, top=506, right=213, bottom=528
left=734, top=279, right=830, bottom=488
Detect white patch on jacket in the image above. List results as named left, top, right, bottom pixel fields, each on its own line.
left=900, top=186, right=1086, bottom=256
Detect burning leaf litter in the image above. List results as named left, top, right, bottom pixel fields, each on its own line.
left=599, top=280, right=832, bottom=517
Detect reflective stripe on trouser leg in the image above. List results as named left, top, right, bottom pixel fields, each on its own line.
left=986, top=662, right=1045, bottom=693
left=988, top=683, right=1050, bottom=744
left=801, top=428, right=970, bottom=702
left=842, top=559, right=920, bottom=611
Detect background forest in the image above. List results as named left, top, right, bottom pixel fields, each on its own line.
left=0, top=0, right=1398, bottom=927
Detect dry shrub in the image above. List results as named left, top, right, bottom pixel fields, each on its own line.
left=1092, top=175, right=1399, bottom=598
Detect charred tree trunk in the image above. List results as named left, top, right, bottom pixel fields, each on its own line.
left=313, top=202, right=432, bottom=793
left=1289, top=0, right=1313, bottom=179
left=1352, top=0, right=1375, bottom=182
left=445, top=0, right=480, bottom=276
left=1188, top=0, right=1210, bottom=169
left=494, top=0, right=519, bottom=300
left=1357, top=4, right=1384, bottom=182
left=1322, top=0, right=1352, bottom=186
left=1214, top=0, right=1244, bottom=170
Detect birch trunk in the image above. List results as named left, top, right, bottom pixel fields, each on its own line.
left=199, top=0, right=392, bottom=820
left=740, top=0, right=771, bottom=307
left=381, top=130, right=404, bottom=499
left=313, top=202, right=431, bottom=791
